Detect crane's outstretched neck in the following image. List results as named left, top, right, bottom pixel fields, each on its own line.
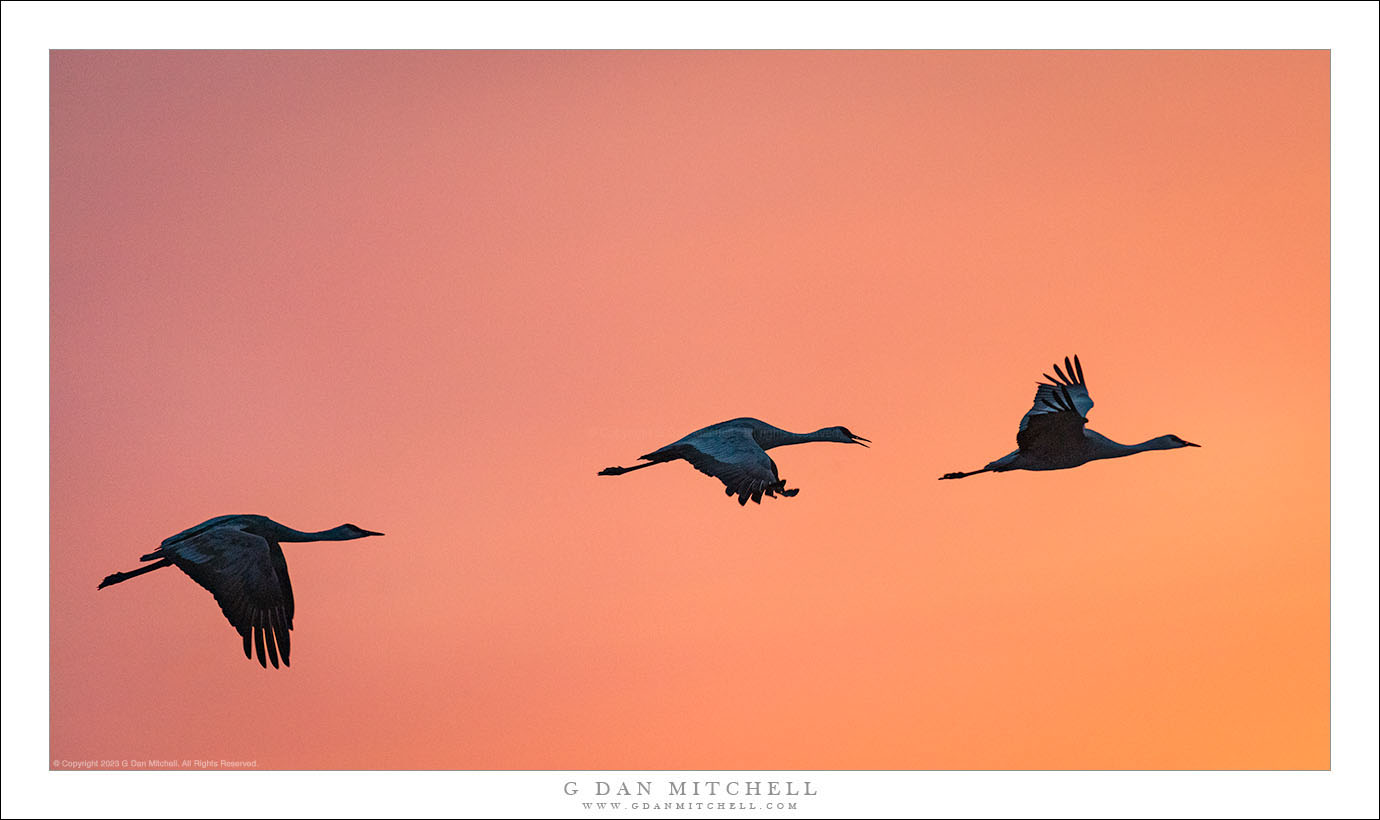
left=1131, top=435, right=1198, bottom=452
left=755, top=426, right=867, bottom=449
left=98, top=558, right=173, bottom=589
left=753, top=427, right=814, bottom=449
left=1084, top=431, right=1197, bottom=460
left=272, top=523, right=383, bottom=542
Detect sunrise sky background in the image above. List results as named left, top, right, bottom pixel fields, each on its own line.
left=42, top=47, right=1333, bottom=771
left=4, top=5, right=1378, bottom=815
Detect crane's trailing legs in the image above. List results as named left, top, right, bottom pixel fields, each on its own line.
left=97, top=558, right=173, bottom=589
left=597, top=461, right=660, bottom=476
left=599, top=458, right=799, bottom=504
left=939, top=468, right=991, bottom=480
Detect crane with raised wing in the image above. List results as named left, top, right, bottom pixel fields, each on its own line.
left=940, top=355, right=1198, bottom=480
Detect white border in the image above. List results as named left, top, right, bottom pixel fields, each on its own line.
left=4, top=2, right=1376, bottom=818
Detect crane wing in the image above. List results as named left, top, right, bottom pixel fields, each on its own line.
left=158, top=513, right=246, bottom=547
left=143, top=525, right=294, bottom=668
left=647, top=426, right=793, bottom=506
left=1016, top=355, right=1094, bottom=455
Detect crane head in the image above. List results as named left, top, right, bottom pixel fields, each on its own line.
left=833, top=426, right=870, bottom=447
left=1149, top=434, right=1199, bottom=450
left=340, top=524, right=385, bottom=538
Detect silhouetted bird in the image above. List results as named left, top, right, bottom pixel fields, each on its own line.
left=98, top=514, right=382, bottom=668
left=600, top=417, right=868, bottom=505
left=940, top=355, right=1198, bottom=479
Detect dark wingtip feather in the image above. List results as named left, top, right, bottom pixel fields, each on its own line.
left=277, top=607, right=291, bottom=664
left=264, top=611, right=280, bottom=669
left=254, top=625, right=267, bottom=668
left=242, top=630, right=252, bottom=660
left=1073, top=354, right=1085, bottom=384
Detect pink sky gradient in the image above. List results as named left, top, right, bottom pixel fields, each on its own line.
left=47, top=50, right=1329, bottom=771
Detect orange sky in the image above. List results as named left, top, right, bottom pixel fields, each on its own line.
left=47, top=50, right=1328, bottom=770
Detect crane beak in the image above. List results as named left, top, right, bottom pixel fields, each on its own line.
left=1183, top=440, right=1200, bottom=448
left=358, top=528, right=385, bottom=536
left=851, top=433, right=871, bottom=447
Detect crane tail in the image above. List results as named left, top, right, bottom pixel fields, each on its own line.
left=97, top=558, right=173, bottom=589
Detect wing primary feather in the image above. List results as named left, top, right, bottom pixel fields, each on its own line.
left=253, top=623, right=267, bottom=668
left=272, top=609, right=287, bottom=669
left=242, top=629, right=252, bottom=660
left=1073, top=354, right=1085, bottom=384
left=276, top=607, right=291, bottom=665
left=1053, top=361, right=1070, bottom=385
left=264, top=612, right=280, bottom=669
